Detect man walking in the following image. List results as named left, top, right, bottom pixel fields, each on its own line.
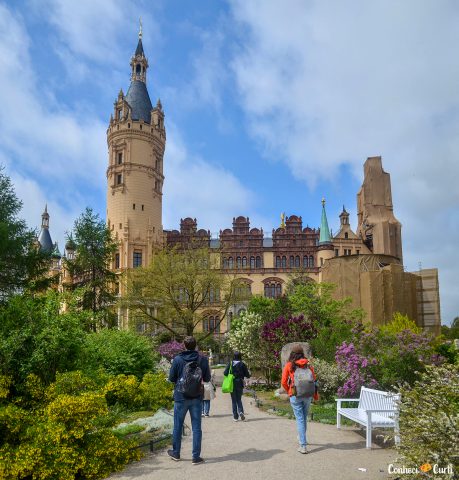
left=168, top=336, right=210, bottom=465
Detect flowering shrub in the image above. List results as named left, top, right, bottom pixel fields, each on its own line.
left=335, top=342, right=379, bottom=397
left=0, top=373, right=140, bottom=480
left=158, top=340, right=184, bottom=360
left=395, top=364, right=459, bottom=479
left=261, top=314, right=316, bottom=370
left=311, top=358, right=349, bottom=401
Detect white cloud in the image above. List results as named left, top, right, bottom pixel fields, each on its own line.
left=229, top=0, right=459, bottom=323
left=163, top=125, right=262, bottom=236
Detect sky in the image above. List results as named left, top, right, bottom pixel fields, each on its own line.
left=0, top=0, right=457, bottom=325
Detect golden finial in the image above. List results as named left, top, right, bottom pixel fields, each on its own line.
left=280, top=212, right=285, bottom=228
left=321, top=197, right=326, bottom=207
left=139, top=17, right=143, bottom=39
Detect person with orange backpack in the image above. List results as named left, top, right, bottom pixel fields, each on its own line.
left=281, top=345, right=319, bottom=454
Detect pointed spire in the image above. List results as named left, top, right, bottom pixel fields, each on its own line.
left=139, top=17, right=143, bottom=39
left=41, top=204, right=49, bottom=229
left=319, top=198, right=332, bottom=244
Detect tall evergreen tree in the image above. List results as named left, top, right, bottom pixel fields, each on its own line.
left=0, top=169, right=50, bottom=302
left=65, top=207, right=118, bottom=330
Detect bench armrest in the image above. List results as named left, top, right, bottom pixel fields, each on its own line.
left=335, top=398, right=359, bottom=403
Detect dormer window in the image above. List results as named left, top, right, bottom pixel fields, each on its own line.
left=344, top=232, right=348, bottom=239
left=117, top=109, right=122, bottom=120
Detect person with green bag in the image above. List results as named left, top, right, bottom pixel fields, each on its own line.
left=223, top=352, right=251, bottom=421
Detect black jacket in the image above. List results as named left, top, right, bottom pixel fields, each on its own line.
left=168, top=350, right=211, bottom=401
left=224, top=360, right=251, bottom=387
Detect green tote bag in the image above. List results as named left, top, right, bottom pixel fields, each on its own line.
left=221, top=362, right=234, bottom=393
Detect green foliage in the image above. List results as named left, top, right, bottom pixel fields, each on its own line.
left=0, top=169, right=51, bottom=301
left=312, top=358, right=349, bottom=402
left=0, top=372, right=141, bottom=480
left=441, top=317, right=459, bottom=340
left=65, top=207, right=118, bottom=330
left=379, top=312, right=421, bottom=335
left=84, top=329, right=156, bottom=378
left=124, top=246, right=239, bottom=337
left=247, top=295, right=291, bottom=324
left=0, top=292, right=86, bottom=387
left=434, top=342, right=458, bottom=365
left=396, top=364, right=459, bottom=478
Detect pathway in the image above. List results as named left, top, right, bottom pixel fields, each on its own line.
left=110, top=389, right=395, bottom=480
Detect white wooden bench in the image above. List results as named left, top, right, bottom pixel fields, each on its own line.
left=336, top=386, right=400, bottom=449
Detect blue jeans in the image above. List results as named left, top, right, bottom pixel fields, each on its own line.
left=289, top=396, right=312, bottom=447
left=202, top=400, right=210, bottom=415
left=230, top=382, right=244, bottom=419
left=172, top=398, right=202, bottom=459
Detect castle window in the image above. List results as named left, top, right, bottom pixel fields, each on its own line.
left=223, top=258, right=228, bottom=269
left=141, top=205, right=144, bottom=211
left=140, top=124, right=142, bottom=130
left=117, top=152, right=123, bottom=164
left=289, top=256, right=294, bottom=268
left=119, top=223, right=122, bottom=229
left=256, top=256, right=261, bottom=268
left=295, top=256, right=300, bottom=268
left=320, top=258, right=324, bottom=266
left=236, top=257, right=241, bottom=269
left=240, top=240, right=243, bottom=246
left=117, top=109, right=122, bottom=119
left=276, top=256, right=281, bottom=268
left=264, top=282, right=282, bottom=299
left=356, top=249, right=360, bottom=255
left=309, top=256, right=314, bottom=267
left=203, top=315, right=220, bottom=333
left=128, top=123, right=131, bottom=128
left=345, top=232, right=349, bottom=239
left=133, top=203, right=136, bottom=210
left=133, top=251, right=142, bottom=268
left=228, top=257, right=233, bottom=269
left=282, top=256, right=287, bottom=268
left=250, top=256, right=255, bottom=269
left=335, top=249, right=339, bottom=257
left=116, top=174, right=122, bottom=185
left=115, top=253, right=120, bottom=269
left=303, top=256, right=308, bottom=268
left=242, top=257, right=247, bottom=268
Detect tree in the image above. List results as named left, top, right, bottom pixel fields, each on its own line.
left=123, top=246, right=240, bottom=338
left=65, top=208, right=118, bottom=330
left=0, top=169, right=50, bottom=301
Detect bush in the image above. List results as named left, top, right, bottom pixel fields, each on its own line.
left=395, top=364, right=459, bottom=479
left=0, top=373, right=140, bottom=480
left=84, top=329, right=156, bottom=378
left=312, top=358, right=349, bottom=402
left=158, top=340, right=183, bottom=361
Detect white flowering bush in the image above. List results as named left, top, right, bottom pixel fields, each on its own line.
left=227, top=311, right=265, bottom=371
left=311, top=358, right=349, bottom=401
left=395, top=363, right=459, bottom=479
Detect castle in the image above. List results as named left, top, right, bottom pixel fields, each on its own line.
left=37, top=31, right=441, bottom=335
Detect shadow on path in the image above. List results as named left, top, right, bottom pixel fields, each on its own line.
left=307, top=441, right=367, bottom=454
left=205, top=448, right=285, bottom=464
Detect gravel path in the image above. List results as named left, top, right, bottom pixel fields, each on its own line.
left=110, top=388, right=395, bottom=480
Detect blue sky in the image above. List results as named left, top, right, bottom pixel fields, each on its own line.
left=1, top=0, right=458, bottom=325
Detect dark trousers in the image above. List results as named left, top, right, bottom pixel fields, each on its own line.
left=230, top=382, right=244, bottom=419
left=172, top=397, right=202, bottom=459
left=202, top=400, right=210, bottom=415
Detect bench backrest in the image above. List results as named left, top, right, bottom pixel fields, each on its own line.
left=358, top=386, right=399, bottom=418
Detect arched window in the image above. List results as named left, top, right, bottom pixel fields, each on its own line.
left=236, top=257, right=242, bottom=269
left=228, top=257, right=234, bottom=269
left=242, top=257, right=247, bottom=268
left=282, top=256, right=287, bottom=268
left=295, top=256, right=300, bottom=268
left=344, top=232, right=349, bottom=239
left=223, top=258, right=228, bottom=269
left=264, top=281, right=283, bottom=299
left=276, top=256, right=281, bottom=268
left=303, top=255, right=308, bottom=268
left=309, top=255, right=314, bottom=267
left=250, top=256, right=255, bottom=269
left=289, top=256, right=295, bottom=267
left=203, top=315, right=220, bottom=333
left=256, top=256, right=261, bottom=268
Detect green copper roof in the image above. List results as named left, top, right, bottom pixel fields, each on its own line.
left=51, top=242, right=61, bottom=259
left=319, top=198, right=332, bottom=244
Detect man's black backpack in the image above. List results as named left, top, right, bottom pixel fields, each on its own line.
left=177, top=360, right=203, bottom=398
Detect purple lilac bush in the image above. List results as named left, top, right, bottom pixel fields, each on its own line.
left=158, top=340, right=183, bottom=360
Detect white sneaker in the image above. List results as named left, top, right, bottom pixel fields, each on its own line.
left=233, top=418, right=238, bottom=422
left=297, top=446, right=308, bottom=454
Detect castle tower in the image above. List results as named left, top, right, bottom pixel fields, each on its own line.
left=38, top=205, right=53, bottom=252
left=106, top=25, right=166, bottom=271
left=357, top=157, right=402, bottom=262
left=318, top=198, right=334, bottom=281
